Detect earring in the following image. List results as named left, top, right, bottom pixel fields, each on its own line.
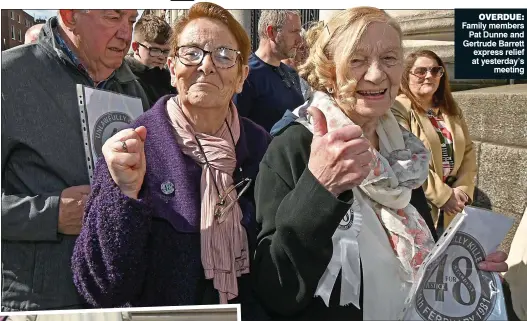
left=327, top=87, right=334, bottom=93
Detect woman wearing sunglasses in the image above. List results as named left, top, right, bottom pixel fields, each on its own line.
left=393, top=49, right=477, bottom=233
left=71, top=3, right=271, bottom=319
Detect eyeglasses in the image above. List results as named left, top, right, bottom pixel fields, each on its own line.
left=138, top=42, right=170, bottom=57
left=411, top=66, right=444, bottom=78
left=176, top=45, right=241, bottom=69
left=214, top=177, right=252, bottom=222
left=190, top=114, right=251, bottom=223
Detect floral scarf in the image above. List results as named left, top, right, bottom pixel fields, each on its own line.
left=292, top=91, right=435, bottom=313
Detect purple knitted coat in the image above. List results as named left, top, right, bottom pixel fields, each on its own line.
left=71, top=95, right=271, bottom=320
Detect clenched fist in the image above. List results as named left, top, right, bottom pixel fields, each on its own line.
left=102, top=126, right=147, bottom=200
left=307, top=107, right=373, bottom=196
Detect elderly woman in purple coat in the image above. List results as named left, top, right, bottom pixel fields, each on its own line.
left=71, top=3, right=270, bottom=318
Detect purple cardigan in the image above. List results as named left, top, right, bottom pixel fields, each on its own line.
left=71, top=95, right=271, bottom=319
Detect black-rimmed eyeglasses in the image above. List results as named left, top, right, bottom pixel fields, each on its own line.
left=138, top=42, right=170, bottom=57
left=411, top=66, right=444, bottom=78
left=176, top=45, right=241, bottom=69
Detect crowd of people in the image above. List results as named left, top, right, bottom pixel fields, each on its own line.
left=1, top=4, right=521, bottom=321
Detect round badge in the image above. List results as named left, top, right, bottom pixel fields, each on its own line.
left=93, top=112, right=133, bottom=158
left=161, top=181, right=175, bottom=195
left=415, top=231, right=497, bottom=321
left=338, top=209, right=354, bottom=230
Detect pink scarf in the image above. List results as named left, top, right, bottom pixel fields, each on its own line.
left=167, top=97, right=249, bottom=303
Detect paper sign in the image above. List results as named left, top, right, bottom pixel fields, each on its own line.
left=401, top=206, right=514, bottom=321
left=77, top=84, right=144, bottom=183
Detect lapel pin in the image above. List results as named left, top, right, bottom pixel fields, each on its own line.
left=161, top=181, right=175, bottom=195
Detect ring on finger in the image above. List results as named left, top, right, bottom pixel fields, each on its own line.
left=121, top=140, right=128, bottom=153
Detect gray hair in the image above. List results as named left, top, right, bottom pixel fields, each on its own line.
left=258, top=10, right=301, bottom=39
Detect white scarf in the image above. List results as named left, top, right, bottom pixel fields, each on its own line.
left=293, top=91, right=435, bottom=318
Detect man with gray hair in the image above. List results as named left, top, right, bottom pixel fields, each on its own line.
left=233, top=10, right=305, bottom=132
left=2, top=9, right=148, bottom=311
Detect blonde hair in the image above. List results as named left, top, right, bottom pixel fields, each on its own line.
left=298, top=7, right=402, bottom=108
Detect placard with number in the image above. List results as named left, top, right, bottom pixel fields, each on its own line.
left=400, top=206, right=514, bottom=321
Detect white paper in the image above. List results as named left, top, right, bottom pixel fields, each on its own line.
left=400, top=206, right=514, bottom=321
left=77, top=84, right=144, bottom=183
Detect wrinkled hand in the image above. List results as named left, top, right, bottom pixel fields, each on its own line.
left=102, top=126, right=147, bottom=200
left=58, top=185, right=91, bottom=235
left=453, top=187, right=469, bottom=204
left=307, top=106, right=373, bottom=196
left=442, top=188, right=467, bottom=216
left=478, top=251, right=508, bottom=273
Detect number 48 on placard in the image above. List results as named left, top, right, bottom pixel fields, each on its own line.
left=424, top=254, right=477, bottom=306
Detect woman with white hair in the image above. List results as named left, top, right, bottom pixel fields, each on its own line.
left=253, top=7, right=508, bottom=321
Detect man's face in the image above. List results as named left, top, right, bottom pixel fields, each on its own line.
left=133, top=40, right=170, bottom=68
left=274, top=13, right=302, bottom=60
left=72, top=10, right=138, bottom=74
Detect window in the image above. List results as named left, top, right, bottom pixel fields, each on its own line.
left=18, top=15, right=21, bottom=23
left=11, top=25, right=15, bottom=40
left=18, top=29, right=22, bottom=42
left=10, top=11, right=14, bottom=20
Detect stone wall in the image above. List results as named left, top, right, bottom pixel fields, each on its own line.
left=384, top=9, right=515, bottom=91
left=453, top=84, right=527, bottom=252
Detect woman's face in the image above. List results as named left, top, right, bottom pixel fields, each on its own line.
left=337, top=22, right=403, bottom=119
left=167, top=18, right=248, bottom=110
left=408, top=56, right=443, bottom=99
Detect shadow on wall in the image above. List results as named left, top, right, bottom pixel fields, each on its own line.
left=473, top=187, right=492, bottom=210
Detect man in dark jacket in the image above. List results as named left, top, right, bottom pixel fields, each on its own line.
left=233, top=10, right=305, bottom=132
left=125, top=14, right=177, bottom=107
left=1, top=9, right=149, bottom=311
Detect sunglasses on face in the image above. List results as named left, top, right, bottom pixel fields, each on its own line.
left=411, top=66, right=445, bottom=78
left=138, top=43, right=170, bottom=57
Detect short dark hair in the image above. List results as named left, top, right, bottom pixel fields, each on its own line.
left=133, top=14, right=172, bottom=44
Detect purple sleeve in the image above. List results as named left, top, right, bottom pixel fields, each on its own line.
left=71, top=158, right=153, bottom=307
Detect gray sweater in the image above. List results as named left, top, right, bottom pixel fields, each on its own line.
left=1, top=17, right=149, bottom=311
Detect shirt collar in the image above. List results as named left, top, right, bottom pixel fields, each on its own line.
left=54, top=31, right=115, bottom=88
